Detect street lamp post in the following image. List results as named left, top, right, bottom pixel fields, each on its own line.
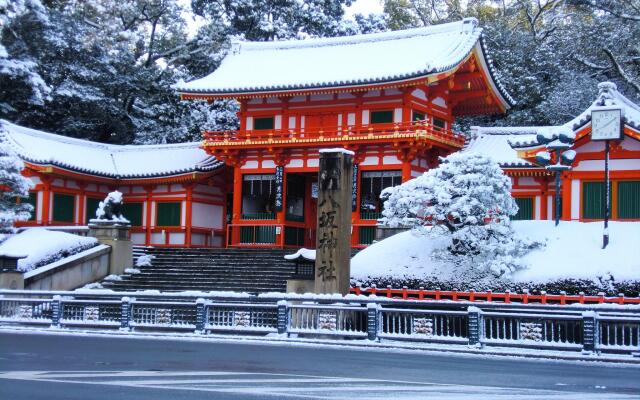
left=535, top=127, right=576, bottom=227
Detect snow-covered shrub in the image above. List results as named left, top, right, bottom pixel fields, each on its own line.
left=136, top=254, right=155, bottom=267
left=0, top=131, right=34, bottom=234
left=380, top=152, right=541, bottom=276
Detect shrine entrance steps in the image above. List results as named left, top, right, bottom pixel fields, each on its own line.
left=100, top=246, right=296, bottom=294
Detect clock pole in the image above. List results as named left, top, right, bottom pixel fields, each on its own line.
left=603, top=139, right=610, bottom=249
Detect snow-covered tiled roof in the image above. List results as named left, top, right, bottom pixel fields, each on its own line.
left=176, top=18, right=512, bottom=105
left=463, top=127, right=536, bottom=168
left=0, top=120, right=224, bottom=179
left=463, top=82, right=640, bottom=168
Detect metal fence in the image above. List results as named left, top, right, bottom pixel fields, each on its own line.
left=0, top=290, right=639, bottom=357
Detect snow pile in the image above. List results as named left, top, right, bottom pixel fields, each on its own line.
left=284, top=248, right=316, bottom=261
left=135, top=254, right=155, bottom=267
left=352, top=221, right=640, bottom=284
left=0, top=228, right=98, bottom=272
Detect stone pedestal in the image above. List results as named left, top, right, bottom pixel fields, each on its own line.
left=0, top=255, right=25, bottom=290
left=314, top=149, right=353, bottom=295
left=88, top=222, right=132, bottom=276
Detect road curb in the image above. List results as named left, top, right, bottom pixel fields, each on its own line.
left=2, top=325, right=639, bottom=366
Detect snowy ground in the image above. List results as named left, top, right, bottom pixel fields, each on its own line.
left=0, top=228, right=97, bottom=272
left=351, top=221, right=640, bottom=285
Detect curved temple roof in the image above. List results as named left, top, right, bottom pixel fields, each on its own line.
left=463, top=82, right=640, bottom=168
left=0, top=120, right=223, bottom=179
left=176, top=18, right=513, bottom=107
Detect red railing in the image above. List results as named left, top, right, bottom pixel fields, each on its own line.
left=203, top=120, right=466, bottom=147
left=350, top=286, right=640, bottom=305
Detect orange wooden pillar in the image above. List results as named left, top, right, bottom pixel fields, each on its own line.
left=561, top=172, right=572, bottom=221
left=231, top=166, right=243, bottom=246
left=145, top=186, right=153, bottom=246
left=41, top=176, right=52, bottom=226
left=185, top=183, right=193, bottom=247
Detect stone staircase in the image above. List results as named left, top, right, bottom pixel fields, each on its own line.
left=100, top=246, right=297, bottom=293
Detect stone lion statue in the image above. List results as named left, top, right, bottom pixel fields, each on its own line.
left=94, top=191, right=129, bottom=224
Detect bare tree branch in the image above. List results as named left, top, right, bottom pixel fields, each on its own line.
left=603, top=48, right=640, bottom=92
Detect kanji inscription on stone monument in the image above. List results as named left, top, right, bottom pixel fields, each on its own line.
left=314, top=149, right=353, bottom=294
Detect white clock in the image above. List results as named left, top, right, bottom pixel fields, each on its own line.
left=591, top=108, right=622, bottom=141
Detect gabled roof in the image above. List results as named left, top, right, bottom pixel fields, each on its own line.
left=463, top=82, right=640, bottom=168
left=0, top=120, right=224, bottom=179
left=176, top=18, right=513, bottom=107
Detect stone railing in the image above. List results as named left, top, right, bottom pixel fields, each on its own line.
left=0, top=290, right=638, bottom=357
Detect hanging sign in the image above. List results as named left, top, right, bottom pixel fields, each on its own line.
left=274, top=166, right=284, bottom=212
left=352, top=164, right=358, bottom=211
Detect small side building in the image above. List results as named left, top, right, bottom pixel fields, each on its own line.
left=1, top=120, right=228, bottom=247
left=464, top=82, right=640, bottom=221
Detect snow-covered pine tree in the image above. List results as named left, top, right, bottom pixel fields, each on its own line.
left=380, top=152, right=540, bottom=276
left=0, top=125, right=33, bottom=234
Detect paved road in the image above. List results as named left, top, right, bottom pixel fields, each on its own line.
left=0, top=331, right=639, bottom=399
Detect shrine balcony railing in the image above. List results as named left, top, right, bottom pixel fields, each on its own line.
left=1, top=290, right=639, bottom=357
left=203, top=120, right=466, bottom=149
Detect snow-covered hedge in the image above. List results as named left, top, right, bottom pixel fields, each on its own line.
left=0, top=228, right=98, bottom=272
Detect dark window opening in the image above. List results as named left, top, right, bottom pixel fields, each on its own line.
left=53, top=193, right=75, bottom=223
left=123, top=202, right=144, bottom=226
left=360, top=170, right=402, bottom=219
left=157, top=202, right=181, bottom=226
left=370, top=110, right=394, bottom=124
left=26, top=192, right=37, bottom=221
left=433, top=117, right=446, bottom=130
left=242, top=174, right=276, bottom=219
left=412, top=111, right=425, bottom=122
left=86, top=197, right=102, bottom=223
left=286, top=174, right=305, bottom=222
left=254, top=117, right=275, bottom=130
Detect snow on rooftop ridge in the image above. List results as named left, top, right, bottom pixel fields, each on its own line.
left=564, top=81, right=640, bottom=130
left=319, top=148, right=355, bottom=155
left=176, top=19, right=492, bottom=95
left=0, top=120, right=223, bottom=179
left=237, top=19, right=479, bottom=53
left=463, top=130, right=535, bottom=168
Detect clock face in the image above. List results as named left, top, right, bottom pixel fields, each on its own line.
left=591, top=109, right=622, bottom=141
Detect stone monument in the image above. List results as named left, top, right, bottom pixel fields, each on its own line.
left=88, top=191, right=132, bottom=276
left=314, top=149, right=353, bottom=295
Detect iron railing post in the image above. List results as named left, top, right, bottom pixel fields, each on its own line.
left=120, top=296, right=131, bottom=331
left=195, top=298, right=206, bottom=334
left=467, top=306, right=483, bottom=347
left=51, top=295, right=61, bottom=328
left=367, top=303, right=379, bottom=341
left=277, top=300, right=288, bottom=335
left=582, top=311, right=599, bottom=354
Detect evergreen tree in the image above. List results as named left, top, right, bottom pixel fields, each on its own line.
left=0, top=124, right=33, bottom=234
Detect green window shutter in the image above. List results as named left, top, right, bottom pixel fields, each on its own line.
left=370, top=110, right=394, bottom=124
left=85, top=197, right=101, bottom=223
left=513, top=197, right=534, bottom=220
left=26, top=192, right=37, bottom=221
left=582, top=181, right=609, bottom=219
left=157, top=202, right=181, bottom=226
left=254, top=117, right=274, bottom=130
left=53, top=193, right=75, bottom=223
left=123, top=202, right=144, bottom=226
left=618, top=181, right=640, bottom=219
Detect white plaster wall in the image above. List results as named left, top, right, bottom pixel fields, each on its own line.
left=262, top=160, right=276, bottom=168
left=182, top=201, right=186, bottom=226
left=191, top=233, right=205, bottom=246
left=154, top=185, right=168, bottom=193
left=535, top=196, right=541, bottom=220
left=286, top=159, right=304, bottom=168
left=361, top=156, right=378, bottom=166
left=622, top=136, right=640, bottom=150
left=571, top=179, right=581, bottom=220
left=192, top=202, right=223, bottom=229
left=337, top=93, right=355, bottom=99
left=307, top=158, right=319, bottom=167
left=288, top=116, right=296, bottom=129
left=547, top=195, right=553, bottom=220
left=364, top=90, right=380, bottom=98
left=52, top=179, right=64, bottom=187
left=394, top=108, right=402, bottom=123
left=246, top=116, right=253, bottom=130
left=382, top=155, right=401, bottom=165
left=30, top=176, right=42, bottom=185
left=169, top=232, right=185, bottom=245
left=311, top=94, right=333, bottom=101
left=577, top=141, right=604, bottom=152
left=337, top=114, right=342, bottom=128
left=37, top=191, right=43, bottom=221
left=195, top=184, right=222, bottom=195
left=362, top=110, right=369, bottom=125
left=151, top=232, right=164, bottom=244
left=86, top=184, right=97, bottom=192
left=131, top=233, right=145, bottom=245
left=412, top=88, right=427, bottom=100
left=518, top=177, right=537, bottom=186
left=432, top=97, right=447, bottom=108
left=573, top=159, right=639, bottom=171
left=275, top=115, right=282, bottom=129
left=242, top=160, right=259, bottom=169
left=347, top=113, right=355, bottom=126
